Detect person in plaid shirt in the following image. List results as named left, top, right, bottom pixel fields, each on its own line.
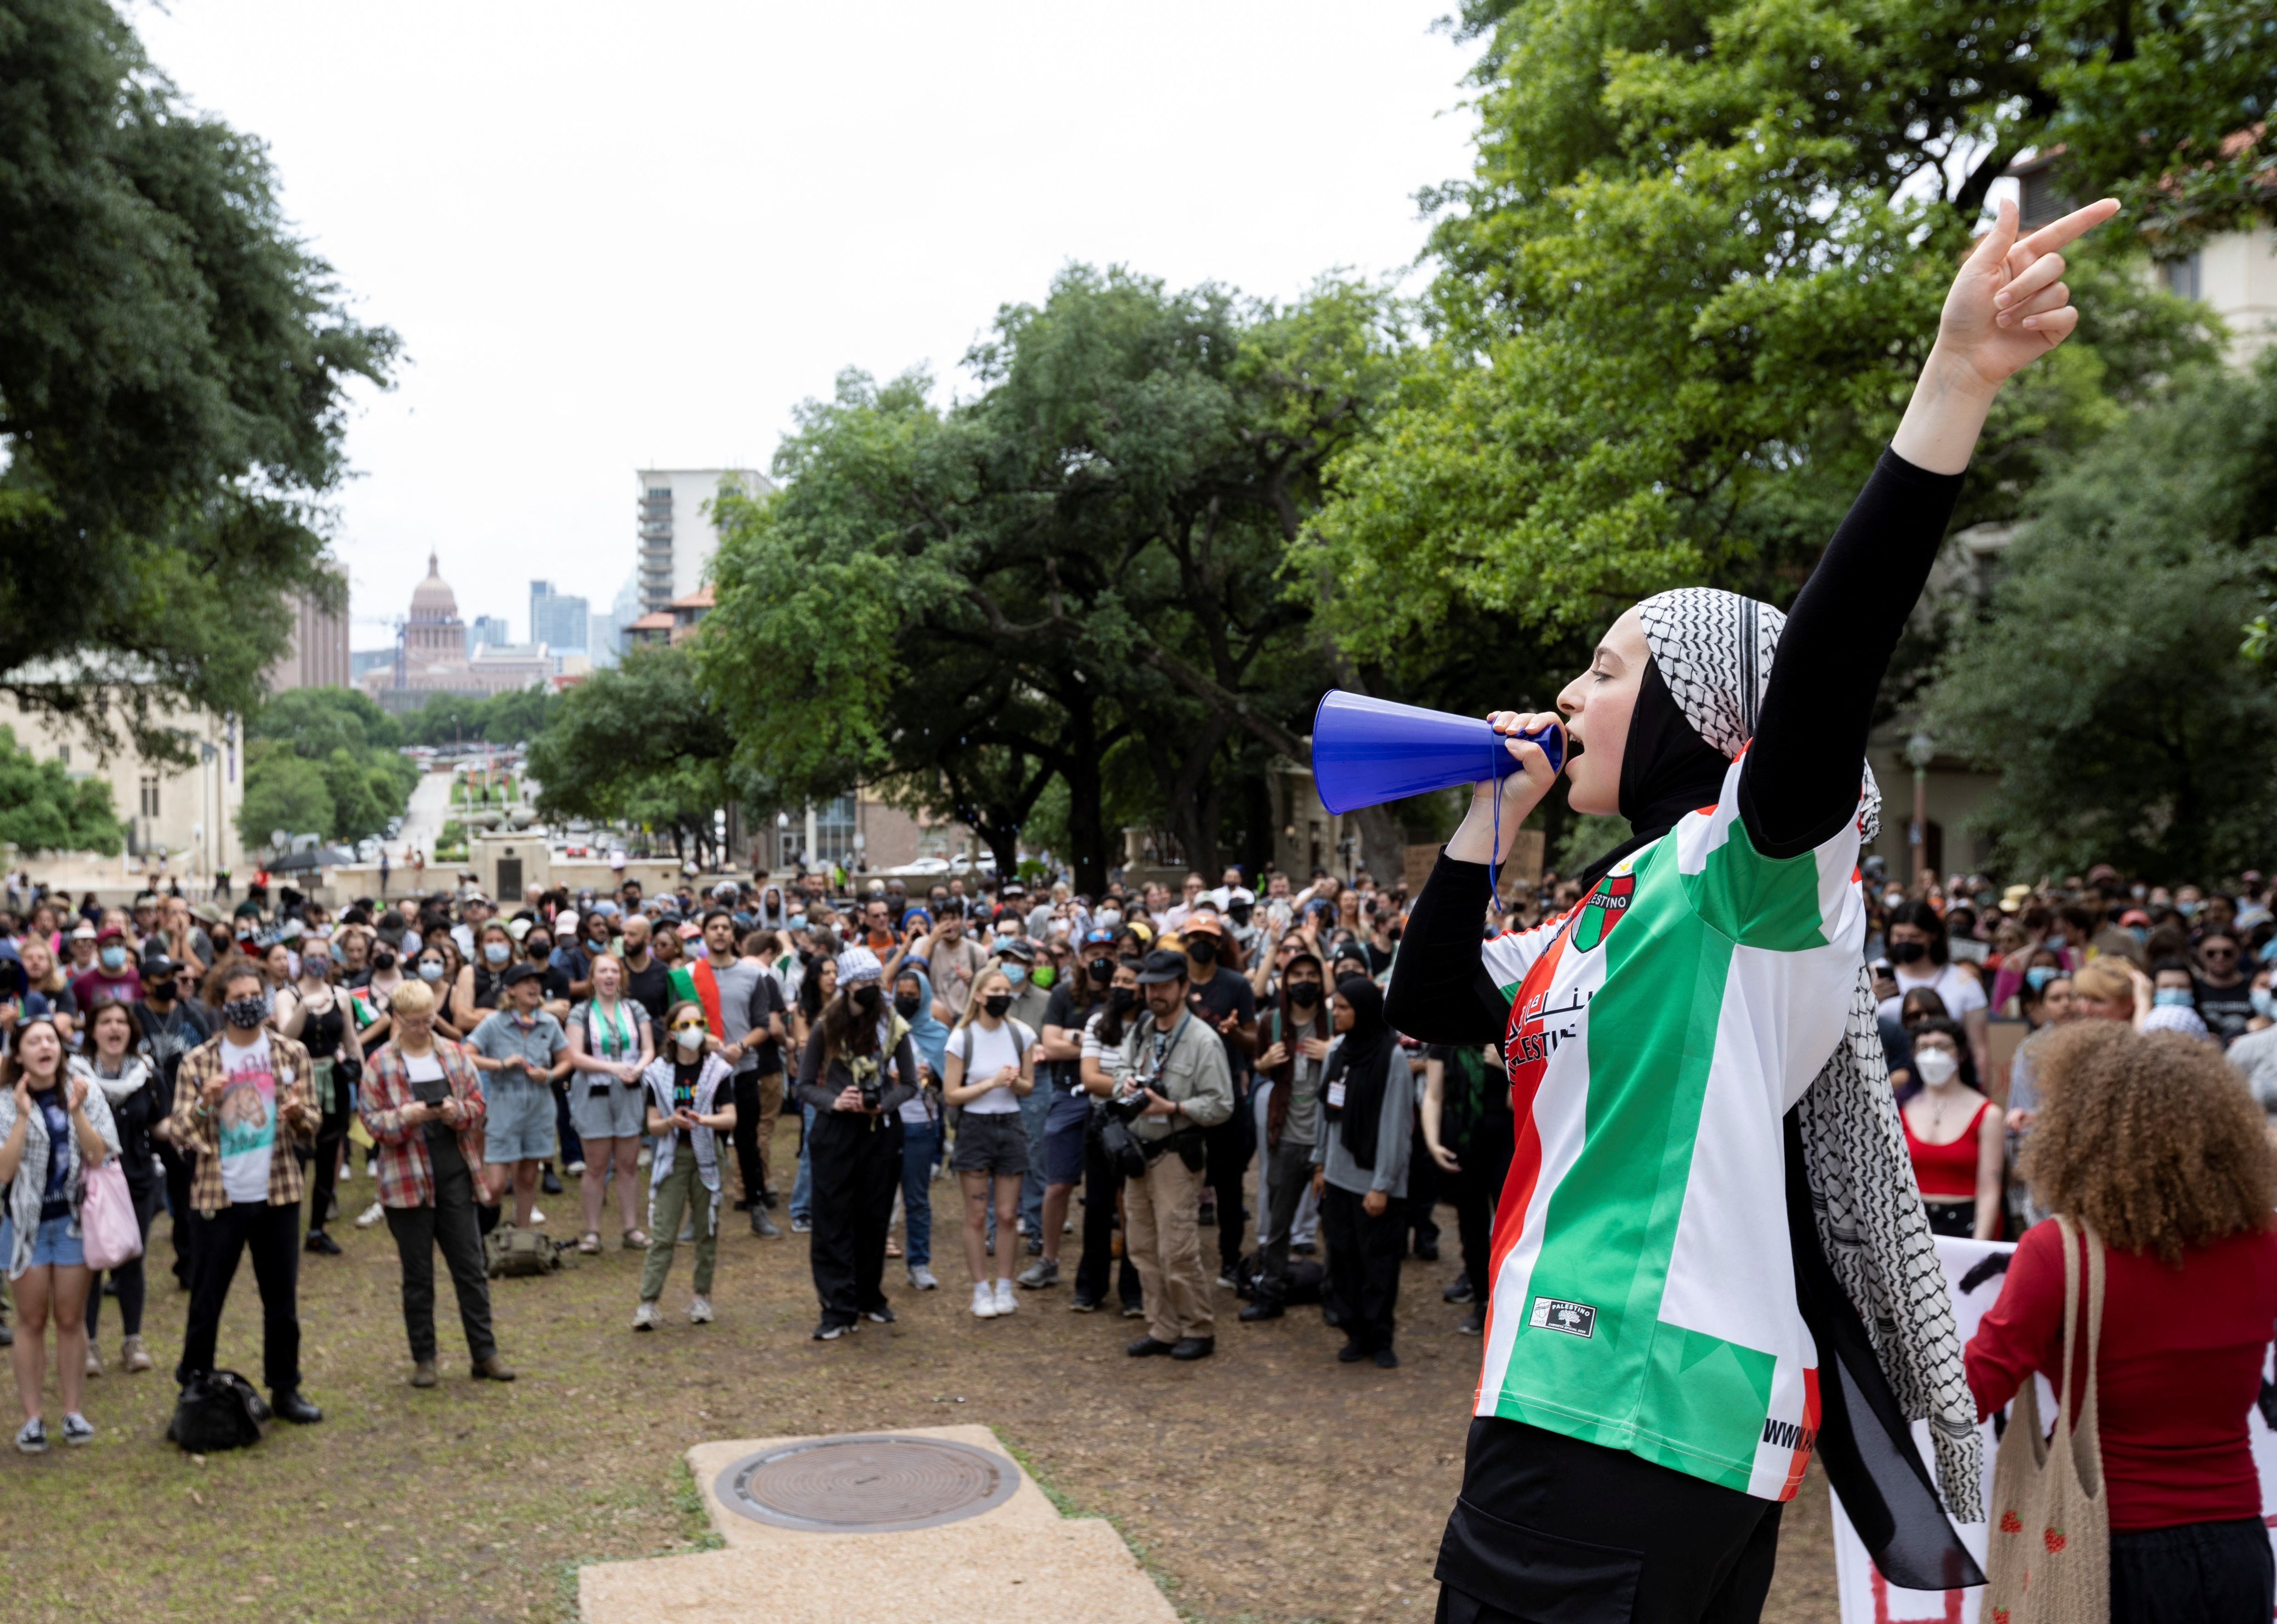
left=166, top=962, right=323, bottom=1425
left=359, top=979, right=513, bottom=1388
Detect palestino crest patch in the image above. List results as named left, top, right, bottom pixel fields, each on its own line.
left=1528, top=1296, right=1596, bottom=1338
left=1566, top=862, right=1635, bottom=954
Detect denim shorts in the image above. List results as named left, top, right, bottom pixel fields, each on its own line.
left=950, top=1110, right=1028, bottom=1176
left=569, top=1078, right=648, bottom=1141
left=1044, top=1114, right=1088, bottom=1186
left=0, top=1212, right=86, bottom=1269
left=481, top=1078, right=558, bottom=1164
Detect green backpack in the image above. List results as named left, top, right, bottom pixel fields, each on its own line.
left=484, top=1225, right=565, bottom=1279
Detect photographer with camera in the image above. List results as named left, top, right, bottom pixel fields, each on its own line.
left=1073, top=955, right=1145, bottom=1316
left=359, top=980, right=511, bottom=1387
left=1115, top=949, right=1234, bottom=1361
left=793, top=948, right=919, bottom=1340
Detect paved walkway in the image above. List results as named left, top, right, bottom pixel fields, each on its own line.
left=580, top=1426, right=1176, bottom=1624
left=392, top=770, right=453, bottom=863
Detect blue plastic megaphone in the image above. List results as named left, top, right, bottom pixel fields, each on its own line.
left=1310, top=690, right=1565, bottom=815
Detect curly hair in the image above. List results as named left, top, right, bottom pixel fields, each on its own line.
left=2021, top=1020, right=2276, bottom=1264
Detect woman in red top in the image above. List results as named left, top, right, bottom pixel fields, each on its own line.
left=1899, top=1016, right=2003, bottom=1239
left=1966, top=1019, right=2277, bottom=1624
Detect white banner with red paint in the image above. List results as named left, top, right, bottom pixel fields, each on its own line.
left=1832, top=1234, right=2277, bottom=1624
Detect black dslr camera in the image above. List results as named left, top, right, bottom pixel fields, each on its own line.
left=858, top=1068, right=883, bottom=1113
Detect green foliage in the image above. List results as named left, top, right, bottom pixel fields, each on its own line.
left=525, top=645, right=741, bottom=865
left=1309, top=0, right=2222, bottom=667
left=242, top=686, right=415, bottom=843
left=700, top=268, right=1412, bottom=887
left=1921, top=357, right=2277, bottom=879
left=0, top=724, right=123, bottom=854
left=0, top=0, right=396, bottom=752
left=400, top=687, right=558, bottom=747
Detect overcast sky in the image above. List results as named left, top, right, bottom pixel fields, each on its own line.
left=130, top=0, right=1482, bottom=649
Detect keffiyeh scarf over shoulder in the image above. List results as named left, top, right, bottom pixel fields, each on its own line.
left=1638, top=588, right=1981, bottom=1520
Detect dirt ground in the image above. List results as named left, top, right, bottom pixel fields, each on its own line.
left=0, top=1120, right=1843, bottom=1623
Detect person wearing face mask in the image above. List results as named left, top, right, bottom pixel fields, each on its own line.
left=630, top=1002, right=736, bottom=1331
left=989, top=938, right=1056, bottom=1261
left=69, top=924, right=142, bottom=1012
left=275, top=940, right=353, bottom=1258
left=1384, top=194, right=2126, bottom=1615
left=1898, top=1018, right=2003, bottom=1240
left=1311, top=976, right=1413, bottom=1367
left=1881, top=899, right=1992, bottom=1084
left=1072, top=958, right=1146, bottom=1316
left=1175, top=913, right=1256, bottom=1291
left=792, top=949, right=918, bottom=1341
left=514, top=925, right=577, bottom=1197
left=464, top=965, right=570, bottom=1229
left=667, top=910, right=784, bottom=1235
left=889, top=965, right=949, bottom=1291
left=1023, top=932, right=1115, bottom=1294
left=411, top=947, right=461, bottom=1041
left=1240, top=948, right=1330, bottom=1323
left=134, top=951, right=210, bottom=1289
left=943, top=966, right=1037, bottom=1319
left=452, top=921, right=518, bottom=1038
left=168, top=962, right=324, bottom=1426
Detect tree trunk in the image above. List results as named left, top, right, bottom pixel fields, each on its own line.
left=1060, top=688, right=1110, bottom=894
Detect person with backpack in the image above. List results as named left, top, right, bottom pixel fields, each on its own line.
left=943, top=964, right=1037, bottom=1320
left=1240, top=948, right=1330, bottom=1323
left=631, top=1001, right=736, bottom=1331
left=359, top=979, right=512, bottom=1388
left=1, top=1014, right=118, bottom=1450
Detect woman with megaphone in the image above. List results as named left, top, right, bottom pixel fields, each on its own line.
left=1380, top=195, right=2122, bottom=1624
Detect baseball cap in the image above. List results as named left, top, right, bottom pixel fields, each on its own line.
left=995, top=937, right=1037, bottom=963
left=1135, top=948, right=1189, bottom=985
left=1180, top=913, right=1224, bottom=938
left=502, top=962, right=544, bottom=988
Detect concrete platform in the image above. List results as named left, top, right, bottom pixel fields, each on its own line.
left=579, top=1425, right=1179, bottom=1624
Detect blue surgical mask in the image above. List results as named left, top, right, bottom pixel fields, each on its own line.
left=2251, top=988, right=2274, bottom=1019
left=2177, top=900, right=2201, bottom=918
left=1004, top=965, right=1027, bottom=985
left=419, top=961, right=446, bottom=982
left=2153, top=987, right=2194, bottom=1008
left=2023, top=966, right=2057, bottom=991
left=99, top=945, right=126, bottom=972
left=484, top=942, right=510, bottom=965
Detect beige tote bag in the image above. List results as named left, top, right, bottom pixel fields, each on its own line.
left=1985, top=1215, right=2108, bottom=1624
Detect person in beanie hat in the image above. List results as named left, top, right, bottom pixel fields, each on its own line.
left=790, top=946, right=918, bottom=1339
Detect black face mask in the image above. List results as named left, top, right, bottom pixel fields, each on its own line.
left=1187, top=937, right=1217, bottom=965
left=372, top=949, right=397, bottom=971
left=1286, top=979, right=1321, bottom=1007
left=1228, top=903, right=1254, bottom=926
left=893, top=992, right=921, bottom=1019
left=853, top=985, right=882, bottom=1012
left=1107, top=987, right=1137, bottom=1014
left=145, top=981, right=175, bottom=1005
left=983, top=992, right=1012, bottom=1019
left=1889, top=939, right=1928, bottom=965
left=1088, top=956, right=1115, bottom=984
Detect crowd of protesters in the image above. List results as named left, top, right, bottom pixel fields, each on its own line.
left=1, top=853, right=2273, bottom=1613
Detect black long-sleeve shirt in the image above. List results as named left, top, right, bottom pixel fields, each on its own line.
left=793, top=1025, right=918, bottom=1118
left=1386, top=447, right=1965, bottom=1044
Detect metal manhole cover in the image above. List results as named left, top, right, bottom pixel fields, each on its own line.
left=714, top=1435, right=1017, bottom=1532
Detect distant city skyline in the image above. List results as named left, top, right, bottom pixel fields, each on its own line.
left=134, top=1, right=1480, bottom=659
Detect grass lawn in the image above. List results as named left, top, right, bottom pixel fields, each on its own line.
left=0, top=1119, right=1844, bottom=1623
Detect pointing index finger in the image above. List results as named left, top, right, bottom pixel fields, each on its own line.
left=2015, top=198, right=2120, bottom=264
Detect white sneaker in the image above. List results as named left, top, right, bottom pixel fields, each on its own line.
left=565, top=1160, right=586, bottom=1176
left=993, top=1278, right=1017, bottom=1316
left=355, top=1201, right=384, bottom=1229
left=687, top=1296, right=713, bottom=1325
left=632, top=1301, right=662, bottom=1332
left=908, top=1265, right=939, bottom=1291
left=971, top=1283, right=998, bottom=1320
left=529, top=1208, right=546, bottom=1226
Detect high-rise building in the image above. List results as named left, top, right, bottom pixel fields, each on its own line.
left=265, top=577, right=351, bottom=692
left=467, top=615, right=510, bottom=655
left=530, top=580, right=590, bottom=654
left=636, top=468, right=773, bottom=614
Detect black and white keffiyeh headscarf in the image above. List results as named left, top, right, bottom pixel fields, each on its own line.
left=1635, top=587, right=1981, bottom=1522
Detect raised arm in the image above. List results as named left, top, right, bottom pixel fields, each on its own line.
left=1742, top=196, right=2118, bottom=857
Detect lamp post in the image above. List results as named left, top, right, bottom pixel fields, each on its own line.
left=1904, top=731, right=1935, bottom=890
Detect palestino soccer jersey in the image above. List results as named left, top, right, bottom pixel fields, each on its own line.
left=1475, top=755, right=1865, bottom=1500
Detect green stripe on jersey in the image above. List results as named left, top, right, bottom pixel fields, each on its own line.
left=1679, top=814, right=1831, bottom=951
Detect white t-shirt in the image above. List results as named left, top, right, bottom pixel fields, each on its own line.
left=216, top=1032, right=279, bottom=1204
left=1879, top=962, right=1988, bottom=1026
left=954, top=1019, right=1034, bottom=1114
left=404, top=1052, right=445, bottom=1083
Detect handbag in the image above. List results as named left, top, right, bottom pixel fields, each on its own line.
left=1985, top=1215, right=2108, bottom=1624
left=79, top=1156, right=144, bottom=1271
left=166, top=1368, right=269, bottom=1452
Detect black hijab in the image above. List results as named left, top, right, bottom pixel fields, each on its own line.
left=1579, top=659, right=1731, bottom=894
left=1328, top=975, right=1394, bottom=1169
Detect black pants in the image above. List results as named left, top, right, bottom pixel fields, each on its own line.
left=730, top=1070, right=765, bottom=1203
left=177, top=1200, right=303, bottom=1396
left=2112, top=1516, right=2274, bottom=1624
left=158, top=1141, right=194, bottom=1286
left=1450, top=1112, right=1516, bottom=1301
left=806, top=1113, right=901, bottom=1328
left=307, top=1094, right=351, bottom=1234
left=1201, top=1088, right=1251, bottom=1274
left=380, top=1137, right=497, bottom=1364
left=86, top=1177, right=163, bottom=1340
left=1073, top=1128, right=1143, bottom=1311
left=1407, top=1114, right=1443, bottom=1253
left=1322, top=1183, right=1408, bottom=1351
left=1435, top=1417, right=1781, bottom=1624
